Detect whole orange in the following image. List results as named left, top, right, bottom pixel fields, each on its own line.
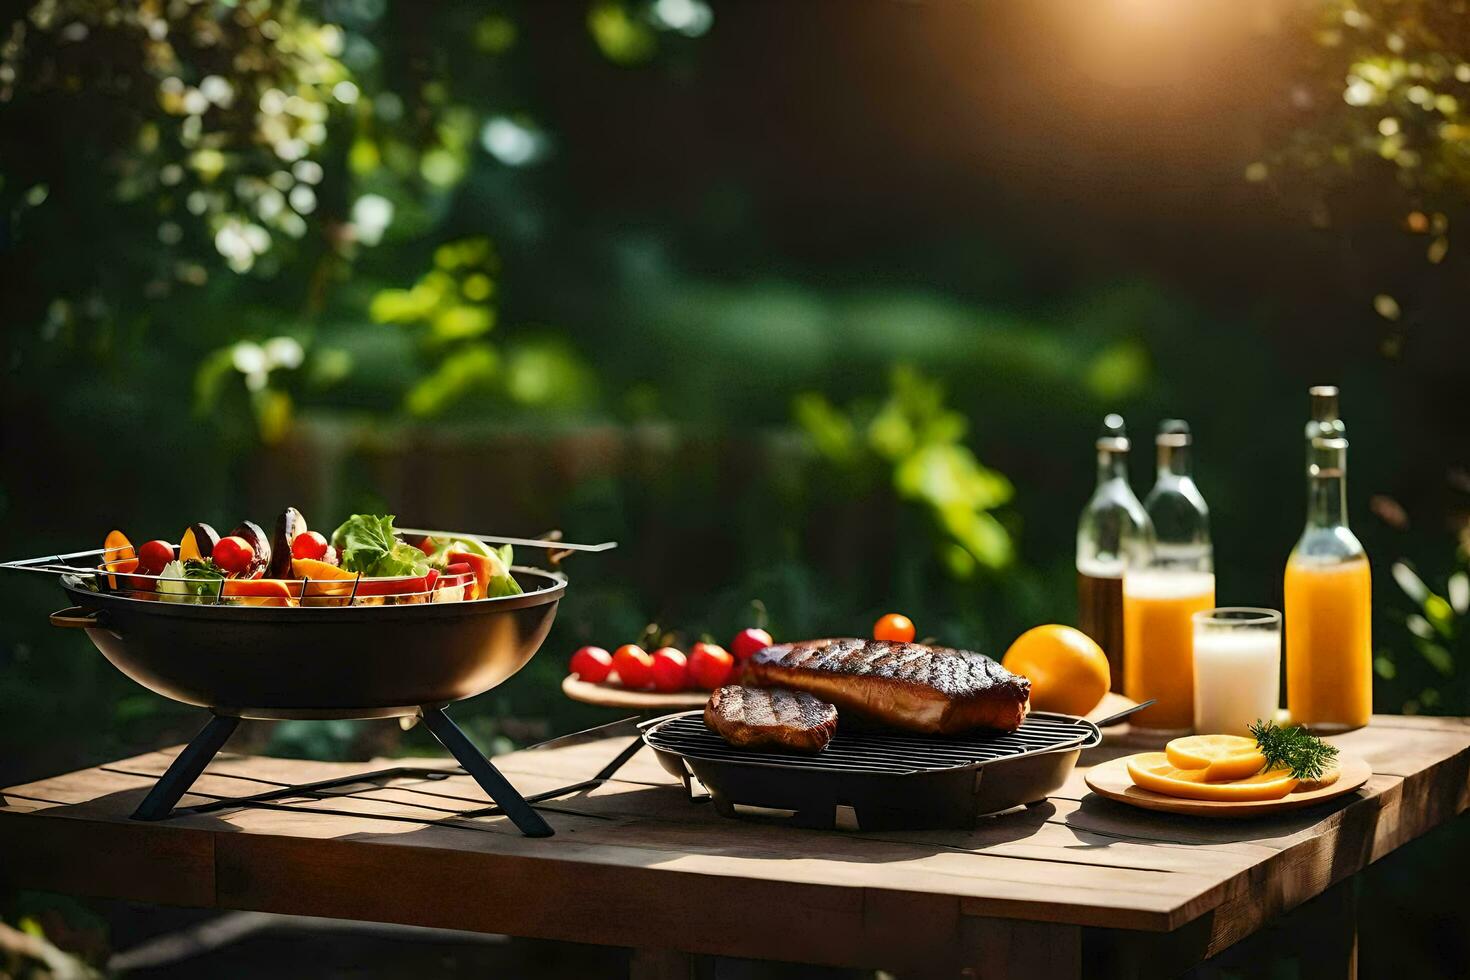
left=1001, top=624, right=1110, bottom=717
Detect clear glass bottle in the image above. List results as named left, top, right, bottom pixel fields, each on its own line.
left=1076, top=414, right=1151, bottom=692
left=1143, top=419, right=1212, bottom=572
left=1305, top=385, right=1345, bottom=448
left=1124, top=419, right=1215, bottom=732
left=1285, top=388, right=1372, bottom=732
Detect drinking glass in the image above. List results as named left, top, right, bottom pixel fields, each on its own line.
left=1191, top=607, right=1282, bottom=737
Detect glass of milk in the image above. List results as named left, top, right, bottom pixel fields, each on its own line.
left=1191, top=608, right=1282, bottom=736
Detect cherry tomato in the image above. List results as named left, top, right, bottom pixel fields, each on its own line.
left=650, top=647, right=688, bottom=692
left=688, top=642, right=735, bottom=690
left=730, top=627, right=773, bottom=661
left=873, top=612, right=916, bottom=643
left=137, top=539, right=174, bottom=575
left=570, top=646, right=614, bottom=684
left=291, top=530, right=330, bottom=561
left=212, top=535, right=256, bottom=575
left=612, top=644, right=655, bottom=689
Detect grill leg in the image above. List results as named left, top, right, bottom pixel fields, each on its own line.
left=420, top=706, right=554, bottom=838
left=131, top=714, right=240, bottom=822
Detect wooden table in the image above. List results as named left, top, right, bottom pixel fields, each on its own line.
left=2, top=714, right=1467, bottom=978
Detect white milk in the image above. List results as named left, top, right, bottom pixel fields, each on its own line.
left=1192, top=628, right=1280, bottom=736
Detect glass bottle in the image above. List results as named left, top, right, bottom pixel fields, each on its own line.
left=1285, top=388, right=1372, bottom=732
left=1076, top=414, right=1151, bottom=692
left=1143, top=419, right=1212, bottom=572
left=1305, top=385, right=1345, bottom=448
left=1124, top=420, right=1215, bottom=733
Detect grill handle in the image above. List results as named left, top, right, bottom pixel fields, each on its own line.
left=1080, top=722, right=1104, bottom=751
left=1090, top=698, right=1156, bottom=730
left=49, top=607, right=103, bottom=630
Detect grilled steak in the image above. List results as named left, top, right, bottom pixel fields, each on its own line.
left=704, top=685, right=838, bottom=753
left=743, top=638, right=1029, bottom=734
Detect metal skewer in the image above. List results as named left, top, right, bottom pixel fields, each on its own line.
left=396, top=529, right=618, bottom=553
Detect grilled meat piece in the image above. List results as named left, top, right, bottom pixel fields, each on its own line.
left=744, top=638, right=1029, bottom=734
left=704, top=685, right=838, bottom=753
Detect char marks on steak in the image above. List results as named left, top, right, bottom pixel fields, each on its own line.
left=704, top=685, right=838, bottom=753
left=744, top=638, right=1029, bottom=734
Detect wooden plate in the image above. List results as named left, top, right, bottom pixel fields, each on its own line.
left=1085, top=753, right=1372, bottom=818
left=561, top=673, right=708, bottom=710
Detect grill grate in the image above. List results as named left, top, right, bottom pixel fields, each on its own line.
left=644, top=711, right=1092, bottom=777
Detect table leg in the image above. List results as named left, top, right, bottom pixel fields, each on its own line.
left=130, top=714, right=240, bottom=821
left=420, top=705, right=554, bottom=838
left=629, top=948, right=697, bottom=980
left=956, top=919, right=1082, bottom=980
left=1084, top=878, right=1362, bottom=979
left=1295, top=880, right=1358, bottom=980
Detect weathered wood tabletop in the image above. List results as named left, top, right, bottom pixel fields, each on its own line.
left=2, top=714, right=1467, bottom=978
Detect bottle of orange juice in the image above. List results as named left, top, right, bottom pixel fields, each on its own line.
left=1285, top=387, right=1372, bottom=732
left=1123, top=420, right=1214, bottom=733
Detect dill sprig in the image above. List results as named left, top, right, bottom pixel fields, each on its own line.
left=1249, top=719, right=1340, bottom=781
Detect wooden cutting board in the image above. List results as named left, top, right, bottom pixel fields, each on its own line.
left=1084, top=753, right=1372, bottom=818
left=561, top=674, right=707, bottom=710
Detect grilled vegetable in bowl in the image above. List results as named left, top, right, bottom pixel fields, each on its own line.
left=180, top=523, right=220, bottom=561
left=227, top=521, right=272, bottom=579
left=268, top=507, right=308, bottom=577
left=157, top=559, right=226, bottom=604
left=87, top=511, right=518, bottom=608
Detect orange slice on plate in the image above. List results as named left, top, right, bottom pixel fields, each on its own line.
left=1126, top=753, right=1299, bottom=802
left=1164, top=734, right=1267, bottom=781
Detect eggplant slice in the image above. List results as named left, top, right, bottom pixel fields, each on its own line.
left=268, top=508, right=307, bottom=578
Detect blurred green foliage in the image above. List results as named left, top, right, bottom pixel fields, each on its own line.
left=796, top=366, right=1016, bottom=576
left=1257, top=0, right=1470, bottom=333
left=1381, top=549, right=1470, bottom=714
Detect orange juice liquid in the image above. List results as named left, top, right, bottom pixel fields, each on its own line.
left=1285, top=555, right=1372, bottom=731
left=1122, top=570, right=1215, bottom=731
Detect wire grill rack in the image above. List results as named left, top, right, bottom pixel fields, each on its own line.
left=643, top=710, right=1095, bottom=776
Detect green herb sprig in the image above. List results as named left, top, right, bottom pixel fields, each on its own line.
left=1249, top=719, right=1340, bottom=781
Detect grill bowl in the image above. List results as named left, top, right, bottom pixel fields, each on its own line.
left=644, top=710, right=1102, bottom=830
left=57, top=568, right=564, bottom=720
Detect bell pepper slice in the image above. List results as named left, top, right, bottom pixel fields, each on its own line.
left=289, top=557, right=355, bottom=605
left=446, top=550, right=491, bottom=601
left=100, top=558, right=138, bottom=590
left=352, top=575, right=429, bottom=598
left=103, top=530, right=136, bottom=562
left=222, top=579, right=295, bottom=607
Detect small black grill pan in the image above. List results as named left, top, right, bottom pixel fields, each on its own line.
left=643, top=710, right=1103, bottom=830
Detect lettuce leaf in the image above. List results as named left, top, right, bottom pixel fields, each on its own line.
left=157, top=558, right=225, bottom=604
left=331, top=514, right=430, bottom=578
left=486, top=544, right=520, bottom=596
